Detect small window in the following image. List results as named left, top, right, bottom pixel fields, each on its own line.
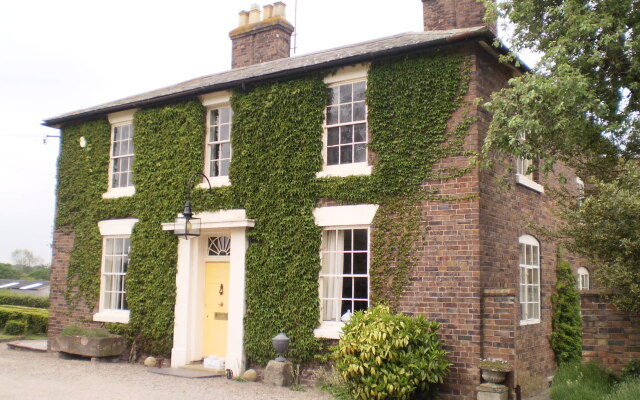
left=208, top=236, right=231, bottom=256
left=519, top=235, right=541, bottom=324
left=576, top=177, right=585, bottom=206
left=101, top=237, right=130, bottom=311
left=110, top=123, right=134, bottom=189
left=207, top=107, right=233, bottom=178
left=577, top=267, right=590, bottom=290
left=319, top=228, right=369, bottom=323
left=325, top=81, right=367, bottom=166
left=515, top=132, right=544, bottom=193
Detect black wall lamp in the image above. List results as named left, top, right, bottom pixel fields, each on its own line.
left=173, top=172, right=211, bottom=240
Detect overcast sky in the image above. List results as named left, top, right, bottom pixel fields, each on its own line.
left=0, top=0, right=429, bottom=264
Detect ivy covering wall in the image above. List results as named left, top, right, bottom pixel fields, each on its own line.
left=55, top=50, right=472, bottom=361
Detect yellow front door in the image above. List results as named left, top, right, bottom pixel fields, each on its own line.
left=203, top=261, right=229, bottom=358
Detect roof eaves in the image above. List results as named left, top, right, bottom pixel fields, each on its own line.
left=43, top=27, right=500, bottom=127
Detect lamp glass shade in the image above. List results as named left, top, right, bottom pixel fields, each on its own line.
left=173, top=216, right=201, bottom=239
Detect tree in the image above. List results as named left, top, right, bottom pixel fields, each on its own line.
left=0, top=263, right=21, bottom=279
left=482, top=0, right=640, bottom=311
left=550, top=252, right=583, bottom=364
left=11, top=249, right=43, bottom=272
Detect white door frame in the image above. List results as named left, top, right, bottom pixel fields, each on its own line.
left=162, top=209, right=254, bottom=375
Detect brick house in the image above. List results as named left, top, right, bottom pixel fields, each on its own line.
left=43, top=1, right=638, bottom=399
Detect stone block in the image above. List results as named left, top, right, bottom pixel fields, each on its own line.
left=477, top=383, right=508, bottom=400
left=263, top=360, right=293, bottom=387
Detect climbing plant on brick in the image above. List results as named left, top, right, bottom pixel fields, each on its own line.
left=231, top=76, right=326, bottom=364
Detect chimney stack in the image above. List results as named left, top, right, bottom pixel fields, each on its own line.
left=229, top=2, right=295, bottom=69
left=421, top=0, right=494, bottom=32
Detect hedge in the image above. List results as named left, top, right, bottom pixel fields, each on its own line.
left=0, top=305, right=48, bottom=334
left=0, top=291, right=49, bottom=309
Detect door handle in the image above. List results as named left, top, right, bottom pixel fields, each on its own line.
left=219, top=284, right=224, bottom=295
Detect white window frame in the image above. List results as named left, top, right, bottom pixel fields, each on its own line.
left=103, top=110, right=138, bottom=199
left=200, top=91, right=233, bottom=188
left=519, top=234, right=541, bottom=325
left=313, top=204, right=378, bottom=339
left=576, top=177, right=585, bottom=206
left=317, top=64, right=372, bottom=178
left=515, top=133, right=544, bottom=193
left=94, top=218, right=138, bottom=323
left=577, top=267, right=590, bottom=290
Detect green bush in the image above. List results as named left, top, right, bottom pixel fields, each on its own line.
left=60, top=325, right=110, bottom=337
left=4, top=320, right=27, bottom=335
left=551, top=362, right=617, bottom=400
left=333, top=305, right=450, bottom=400
left=621, top=359, right=640, bottom=381
left=0, top=305, right=48, bottom=334
left=0, top=291, right=49, bottom=309
left=550, top=254, right=583, bottom=364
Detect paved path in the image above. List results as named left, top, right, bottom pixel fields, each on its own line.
left=0, top=343, right=334, bottom=400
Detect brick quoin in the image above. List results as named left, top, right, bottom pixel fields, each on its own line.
left=48, top=229, right=102, bottom=349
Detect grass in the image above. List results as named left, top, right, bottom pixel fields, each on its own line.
left=59, top=325, right=110, bottom=337
left=0, top=329, right=47, bottom=341
left=551, top=362, right=640, bottom=400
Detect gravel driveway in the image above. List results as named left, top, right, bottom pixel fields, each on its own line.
left=0, top=343, right=334, bottom=400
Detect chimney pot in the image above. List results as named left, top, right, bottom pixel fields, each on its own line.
left=238, top=10, right=249, bottom=27
left=249, top=4, right=261, bottom=24
left=263, top=4, right=273, bottom=20
left=273, top=1, right=286, bottom=18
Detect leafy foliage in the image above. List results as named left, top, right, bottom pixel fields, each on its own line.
left=4, top=320, right=27, bottom=335
left=559, top=162, right=640, bottom=312
left=0, top=263, right=21, bottom=279
left=482, top=0, right=640, bottom=311
left=550, top=252, right=583, bottom=364
left=333, top=305, right=450, bottom=400
left=231, top=76, right=325, bottom=364
left=60, top=325, right=111, bottom=337
left=0, top=305, right=48, bottom=334
left=550, top=362, right=618, bottom=400
left=621, top=359, right=640, bottom=381
left=55, top=52, right=472, bottom=359
left=0, top=292, right=49, bottom=308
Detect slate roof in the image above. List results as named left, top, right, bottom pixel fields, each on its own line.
left=43, top=26, right=494, bottom=127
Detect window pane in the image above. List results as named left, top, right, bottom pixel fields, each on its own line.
left=520, top=303, right=527, bottom=320
left=341, top=300, right=352, bottom=315
left=343, top=230, right=352, bottom=250
left=219, top=108, right=230, bottom=124
left=210, top=160, right=218, bottom=177
left=354, top=278, right=367, bottom=299
left=527, top=303, right=535, bottom=320
left=221, top=143, right=231, bottom=159
left=354, top=143, right=366, bottom=163
left=340, top=145, right=353, bottom=164
left=342, top=253, right=352, bottom=274
left=340, top=125, right=353, bottom=144
left=353, top=301, right=368, bottom=312
left=353, top=101, right=366, bottom=121
left=339, top=104, right=352, bottom=123
left=342, top=277, right=352, bottom=298
left=115, top=238, right=124, bottom=254
left=354, top=123, right=367, bottom=142
left=353, top=229, right=367, bottom=250
left=220, top=160, right=230, bottom=176
left=353, top=81, right=366, bottom=101
left=220, top=124, right=230, bottom=141
left=210, top=126, right=219, bottom=142
left=212, top=144, right=221, bottom=161
left=328, top=87, right=339, bottom=105
left=339, top=84, right=352, bottom=103
left=327, top=147, right=339, bottom=165
left=327, top=106, right=339, bottom=125
left=533, top=246, right=539, bottom=266
left=353, top=253, right=367, bottom=274
left=328, top=127, right=339, bottom=146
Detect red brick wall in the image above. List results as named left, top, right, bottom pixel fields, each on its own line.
left=421, top=0, right=494, bottom=32
left=581, top=291, right=640, bottom=372
left=230, top=19, right=293, bottom=69
left=48, top=229, right=101, bottom=348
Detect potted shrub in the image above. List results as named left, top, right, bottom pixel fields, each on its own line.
left=53, top=325, right=125, bottom=358
left=479, top=359, right=512, bottom=384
